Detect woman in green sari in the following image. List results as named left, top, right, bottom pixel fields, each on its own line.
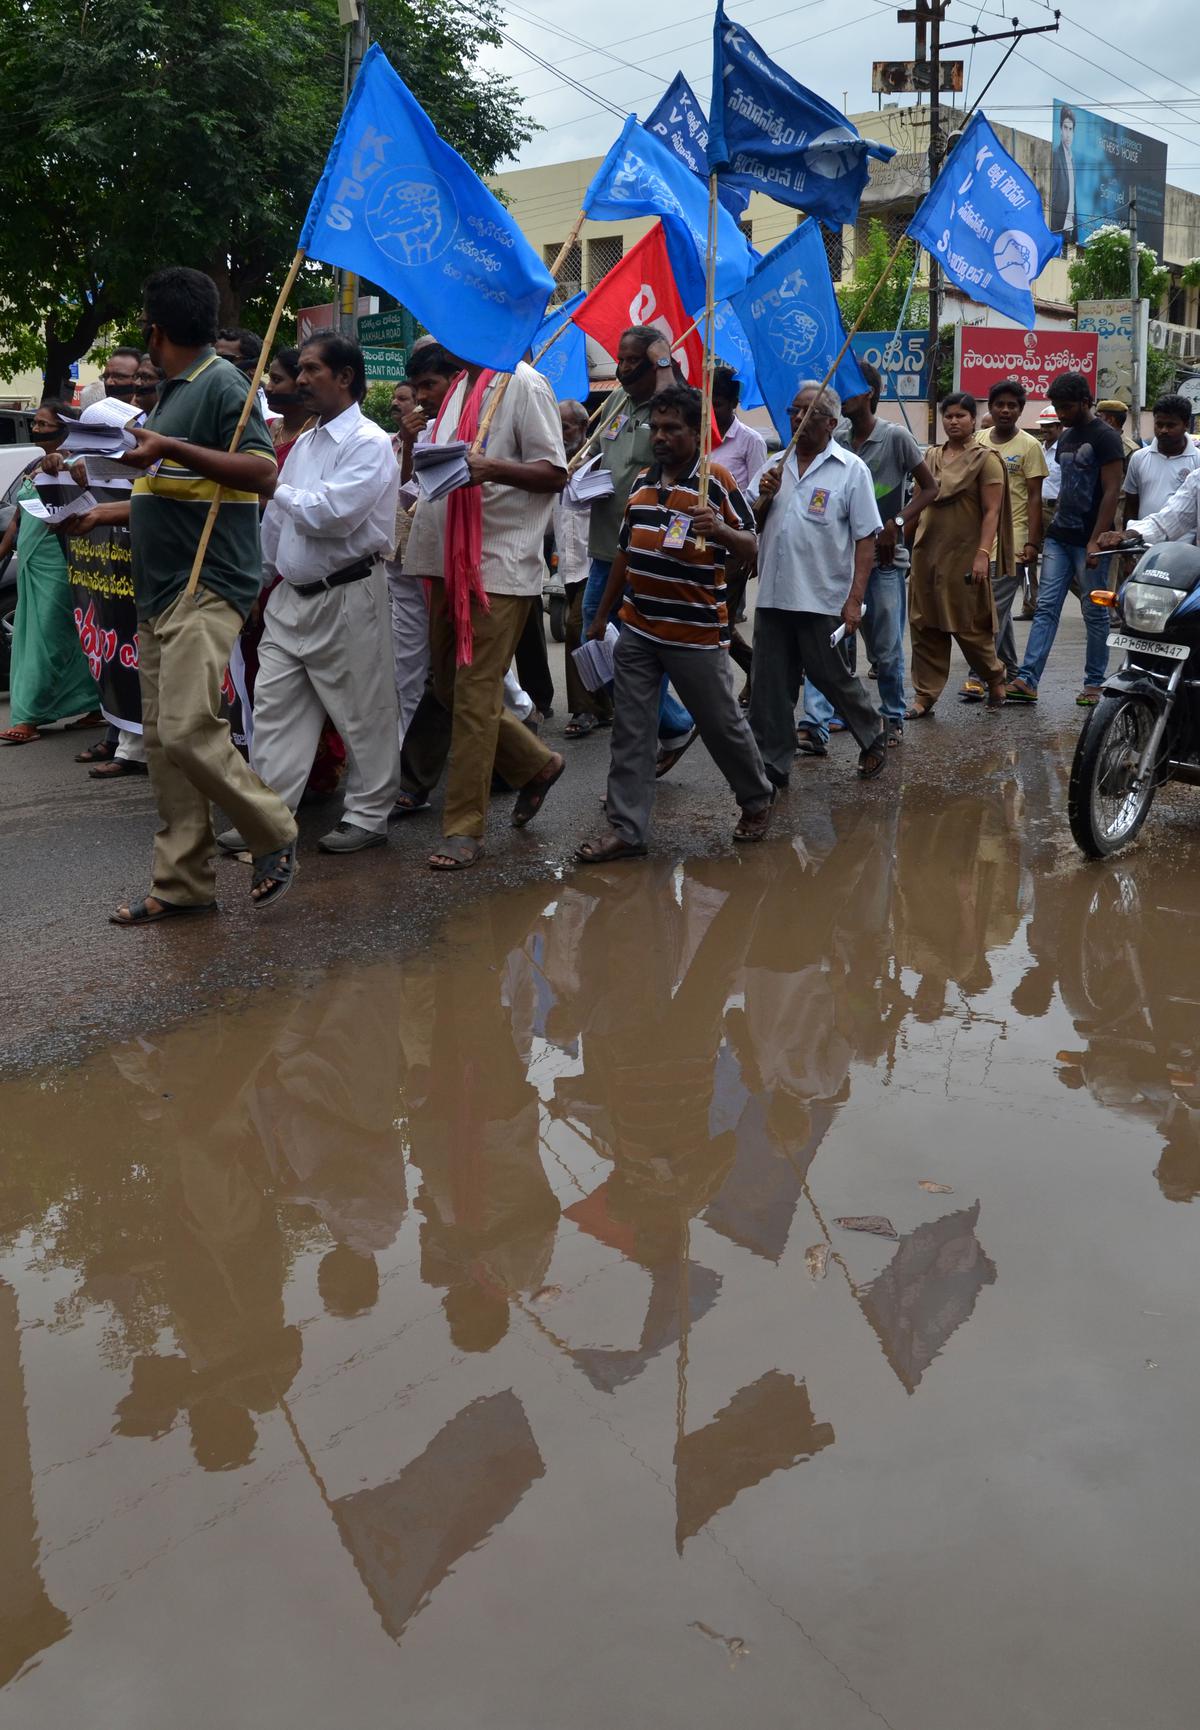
left=0, top=402, right=100, bottom=744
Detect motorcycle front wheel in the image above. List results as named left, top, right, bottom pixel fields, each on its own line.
left=1068, top=694, right=1160, bottom=858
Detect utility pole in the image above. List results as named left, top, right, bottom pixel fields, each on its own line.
left=335, top=0, right=369, bottom=337
left=1128, top=192, right=1142, bottom=425
left=899, top=1, right=950, bottom=441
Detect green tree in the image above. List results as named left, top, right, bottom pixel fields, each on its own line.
left=836, top=220, right=929, bottom=334
left=1066, top=224, right=1171, bottom=307
left=0, top=0, right=533, bottom=397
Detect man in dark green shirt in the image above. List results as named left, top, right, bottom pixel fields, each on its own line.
left=110, top=267, right=298, bottom=926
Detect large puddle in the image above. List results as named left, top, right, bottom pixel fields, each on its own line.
left=4, top=776, right=1200, bottom=1728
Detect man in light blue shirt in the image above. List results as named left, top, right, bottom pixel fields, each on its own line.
left=748, top=382, right=886, bottom=785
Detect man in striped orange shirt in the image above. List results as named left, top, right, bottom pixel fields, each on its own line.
left=577, top=387, right=774, bottom=862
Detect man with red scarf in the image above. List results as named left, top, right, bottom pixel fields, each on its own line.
left=405, top=355, right=567, bottom=871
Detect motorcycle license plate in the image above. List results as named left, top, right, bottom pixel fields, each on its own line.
left=1107, top=632, right=1189, bottom=662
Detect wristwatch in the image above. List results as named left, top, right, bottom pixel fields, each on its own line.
left=893, top=515, right=905, bottom=530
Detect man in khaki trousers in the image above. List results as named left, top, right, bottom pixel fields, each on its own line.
left=111, top=266, right=298, bottom=924
left=405, top=357, right=568, bottom=870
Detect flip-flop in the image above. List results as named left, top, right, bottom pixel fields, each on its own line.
left=575, top=832, right=648, bottom=864
left=512, top=754, right=565, bottom=828
left=429, top=835, right=485, bottom=871
left=251, top=841, right=299, bottom=911
left=0, top=727, right=41, bottom=746
left=109, top=897, right=218, bottom=926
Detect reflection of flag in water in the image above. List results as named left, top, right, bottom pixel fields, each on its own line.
left=704, top=1060, right=836, bottom=1263
left=674, top=1370, right=834, bottom=1551
left=858, top=1203, right=996, bottom=1393
left=331, top=1390, right=543, bottom=1641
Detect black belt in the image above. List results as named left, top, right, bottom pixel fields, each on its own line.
left=291, top=557, right=374, bottom=597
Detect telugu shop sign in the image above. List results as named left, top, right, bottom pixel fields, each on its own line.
left=954, top=328, right=1099, bottom=401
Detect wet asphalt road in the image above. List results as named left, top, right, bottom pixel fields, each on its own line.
left=6, top=612, right=1200, bottom=1728
left=0, top=612, right=1172, bottom=1076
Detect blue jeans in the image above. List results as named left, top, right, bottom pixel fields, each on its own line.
left=804, top=564, right=906, bottom=736
left=1018, top=539, right=1111, bottom=690
left=583, top=557, right=693, bottom=741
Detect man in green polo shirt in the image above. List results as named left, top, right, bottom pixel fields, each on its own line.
left=109, top=266, right=298, bottom=925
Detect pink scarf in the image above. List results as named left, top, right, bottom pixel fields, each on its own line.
left=436, top=367, right=495, bottom=666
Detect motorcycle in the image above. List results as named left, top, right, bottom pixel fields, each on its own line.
left=1068, top=538, right=1200, bottom=858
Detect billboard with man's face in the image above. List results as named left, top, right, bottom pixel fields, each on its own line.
left=1050, top=100, right=1168, bottom=260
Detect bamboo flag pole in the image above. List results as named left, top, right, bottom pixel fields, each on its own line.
left=695, top=173, right=722, bottom=550
left=567, top=308, right=709, bottom=475
left=183, top=247, right=307, bottom=599
left=473, top=207, right=590, bottom=455
left=771, top=227, right=913, bottom=475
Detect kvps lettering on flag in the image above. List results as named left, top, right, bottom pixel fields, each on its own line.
left=532, top=292, right=591, bottom=403
left=299, top=44, right=554, bottom=372
left=644, top=71, right=749, bottom=219
left=707, top=3, right=894, bottom=229
left=907, top=111, right=1062, bottom=329
left=582, top=114, right=753, bottom=309
left=728, top=219, right=869, bottom=443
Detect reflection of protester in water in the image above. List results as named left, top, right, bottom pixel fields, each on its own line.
left=241, top=972, right=408, bottom=1320
left=400, top=893, right=562, bottom=1353
left=107, top=1020, right=303, bottom=1473
left=1050, top=106, right=1078, bottom=241
left=1052, top=869, right=1200, bottom=1205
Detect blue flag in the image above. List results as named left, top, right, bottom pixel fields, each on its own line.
left=532, top=293, right=590, bottom=403
left=582, top=114, right=753, bottom=309
left=711, top=299, right=764, bottom=410
left=299, top=45, right=553, bottom=372
left=643, top=72, right=749, bottom=220
left=727, top=220, right=869, bottom=443
left=708, top=4, right=894, bottom=228
left=906, top=111, right=1062, bottom=329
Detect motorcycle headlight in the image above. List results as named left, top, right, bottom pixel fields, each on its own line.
left=1121, top=582, right=1186, bottom=635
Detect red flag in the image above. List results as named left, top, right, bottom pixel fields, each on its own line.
left=572, top=223, right=705, bottom=387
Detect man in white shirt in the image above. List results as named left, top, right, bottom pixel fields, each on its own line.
left=711, top=366, right=768, bottom=489
left=1104, top=461, right=1200, bottom=548
left=748, top=381, right=886, bottom=786
left=556, top=399, right=611, bottom=737
left=1122, top=394, right=1200, bottom=534
left=226, top=333, right=401, bottom=854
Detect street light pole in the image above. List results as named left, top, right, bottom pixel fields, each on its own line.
left=1128, top=193, right=1142, bottom=426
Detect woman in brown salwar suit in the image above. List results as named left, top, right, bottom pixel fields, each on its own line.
left=907, top=393, right=1010, bottom=717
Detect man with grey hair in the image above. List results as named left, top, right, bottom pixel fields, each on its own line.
left=748, top=381, right=887, bottom=785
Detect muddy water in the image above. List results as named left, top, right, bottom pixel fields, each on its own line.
left=3, top=775, right=1200, bottom=1729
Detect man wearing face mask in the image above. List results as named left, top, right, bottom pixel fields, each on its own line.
left=133, top=354, right=165, bottom=419
left=582, top=325, right=697, bottom=775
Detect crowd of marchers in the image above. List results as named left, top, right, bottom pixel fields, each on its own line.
left=6, top=263, right=1200, bottom=918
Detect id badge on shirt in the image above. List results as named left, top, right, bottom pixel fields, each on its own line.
left=663, top=511, right=692, bottom=550
left=605, top=413, right=628, bottom=440
left=807, top=487, right=831, bottom=520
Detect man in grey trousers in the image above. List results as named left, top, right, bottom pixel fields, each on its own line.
left=576, top=387, right=774, bottom=862
left=748, top=382, right=887, bottom=786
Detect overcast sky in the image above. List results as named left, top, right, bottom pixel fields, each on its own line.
left=480, top=0, right=1200, bottom=204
